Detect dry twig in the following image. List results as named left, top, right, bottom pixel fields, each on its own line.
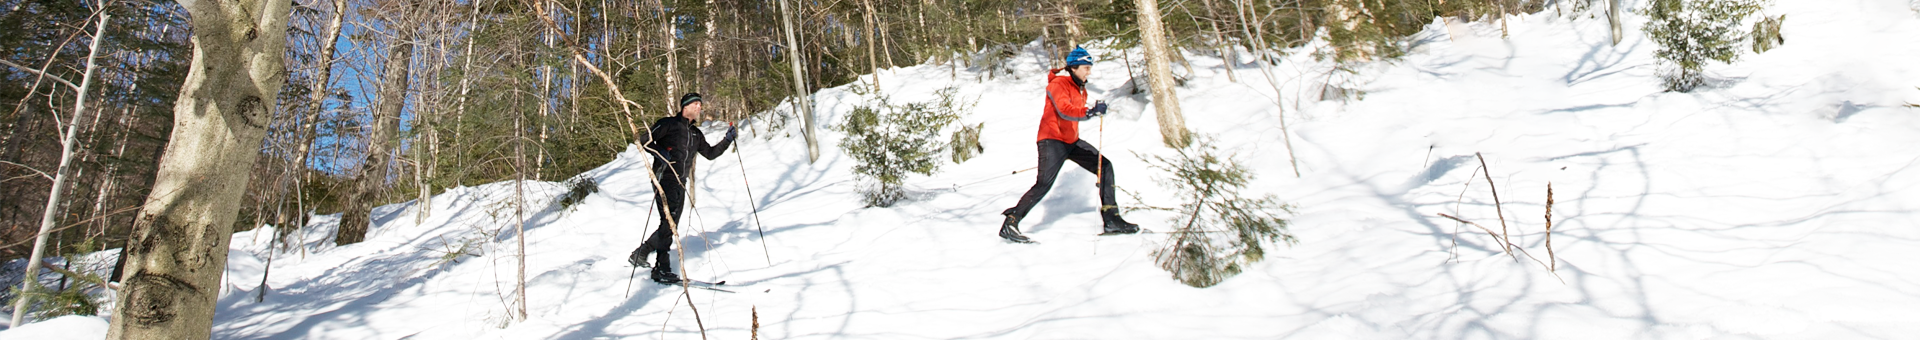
left=1476, top=152, right=1511, bottom=253
left=1546, top=183, right=1557, bottom=272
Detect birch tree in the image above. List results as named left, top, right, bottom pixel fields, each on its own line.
left=9, top=10, right=110, bottom=326
left=778, top=0, right=820, bottom=162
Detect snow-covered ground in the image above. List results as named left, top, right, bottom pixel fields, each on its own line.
left=8, top=0, right=1920, bottom=338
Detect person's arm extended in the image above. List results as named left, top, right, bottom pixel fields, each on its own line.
left=698, top=125, right=736, bottom=160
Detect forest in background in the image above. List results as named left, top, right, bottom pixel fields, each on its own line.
left=0, top=0, right=1565, bottom=271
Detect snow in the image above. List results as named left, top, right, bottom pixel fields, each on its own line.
left=0, top=315, right=107, bottom=340
left=8, top=0, right=1920, bottom=338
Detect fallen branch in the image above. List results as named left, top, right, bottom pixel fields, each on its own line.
left=1438, top=213, right=1514, bottom=261
left=1476, top=152, right=1511, bottom=253
left=1437, top=213, right=1563, bottom=283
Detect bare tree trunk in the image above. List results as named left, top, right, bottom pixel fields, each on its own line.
left=1234, top=0, right=1300, bottom=177
left=338, top=13, right=416, bottom=246
left=513, top=110, right=529, bottom=321
left=876, top=3, right=896, bottom=69
left=861, top=0, right=880, bottom=91
left=657, top=0, right=677, bottom=104
left=106, top=0, right=293, bottom=337
left=454, top=0, right=482, bottom=188
left=538, top=1, right=554, bottom=181
left=414, top=114, right=431, bottom=225
left=1060, top=0, right=1085, bottom=41
left=12, top=12, right=110, bottom=326
left=417, top=0, right=459, bottom=225
left=701, top=0, right=718, bottom=96
left=778, top=0, right=819, bottom=162
left=1498, top=0, right=1509, bottom=38
left=285, top=0, right=348, bottom=231
left=96, top=96, right=140, bottom=238
left=1134, top=0, right=1192, bottom=148
left=1607, top=0, right=1622, bottom=45
left=1198, top=0, right=1238, bottom=83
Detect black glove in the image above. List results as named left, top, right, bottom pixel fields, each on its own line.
left=1086, top=102, right=1109, bottom=117
left=724, top=125, right=739, bottom=140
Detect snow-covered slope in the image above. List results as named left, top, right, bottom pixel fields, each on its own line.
left=10, top=0, right=1920, bottom=338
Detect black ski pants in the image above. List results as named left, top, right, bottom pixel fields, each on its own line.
left=642, top=175, right=688, bottom=266
left=1005, top=139, right=1118, bottom=220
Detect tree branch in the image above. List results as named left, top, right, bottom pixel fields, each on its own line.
left=0, top=58, right=81, bottom=92
left=0, top=160, right=53, bottom=181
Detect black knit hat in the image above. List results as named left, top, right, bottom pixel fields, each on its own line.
left=678, top=92, right=703, bottom=115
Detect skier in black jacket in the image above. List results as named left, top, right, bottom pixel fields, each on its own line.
left=629, top=92, right=736, bottom=284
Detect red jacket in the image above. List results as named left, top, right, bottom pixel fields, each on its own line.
left=1037, top=68, right=1090, bottom=144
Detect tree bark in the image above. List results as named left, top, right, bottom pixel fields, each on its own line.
left=538, top=1, right=554, bottom=181
left=1607, top=0, right=1623, bottom=45
left=106, top=0, right=293, bottom=338
left=338, top=13, right=415, bottom=246
left=512, top=106, right=529, bottom=321
left=12, top=12, right=110, bottom=326
left=701, top=0, right=718, bottom=97
left=657, top=0, right=677, bottom=105
left=861, top=0, right=880, bottom=91
left=778, top=0, right=819, bottom=162
left=1134, top=0, right=1192, bottom=148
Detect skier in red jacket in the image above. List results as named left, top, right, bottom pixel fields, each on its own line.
left=999, top=46, right=1139, bottom=243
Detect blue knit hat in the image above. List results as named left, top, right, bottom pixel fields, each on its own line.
left=1065, top=46, right=1093, bottom=67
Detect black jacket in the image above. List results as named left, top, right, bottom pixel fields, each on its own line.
left=642, top=116, right=734, bottom=183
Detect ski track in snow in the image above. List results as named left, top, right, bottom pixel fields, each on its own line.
left=8, top=0, right=1920, bottom=338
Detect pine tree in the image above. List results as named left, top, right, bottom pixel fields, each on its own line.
left=1144, top=135, right=1294, bottom=288
left=834, top=87, right=969, bottom=207
left=1642, top=0, right=1766, bottom=92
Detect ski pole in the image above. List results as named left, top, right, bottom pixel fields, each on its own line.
left=731, top=121, right=774, bottom=266
left=625, top=264, right=638, bottom=299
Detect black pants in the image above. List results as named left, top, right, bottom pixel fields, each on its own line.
left=1005, top=139, right=1118, bottom=220
left=642, top=176, right=687, bottom=265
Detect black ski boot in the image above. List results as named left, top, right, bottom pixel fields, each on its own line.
left=1101, top=210, right=1140, bottom=235
left=650, top=255, right=681, bottom=284
left=627, top=243, right=656, bottom=268
left=999, top=214, right=1035, bottom=243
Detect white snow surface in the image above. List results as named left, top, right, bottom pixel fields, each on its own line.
left=9, top=0, right=1920, bottom=338
left=0, top=315, right=107, bottom=340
